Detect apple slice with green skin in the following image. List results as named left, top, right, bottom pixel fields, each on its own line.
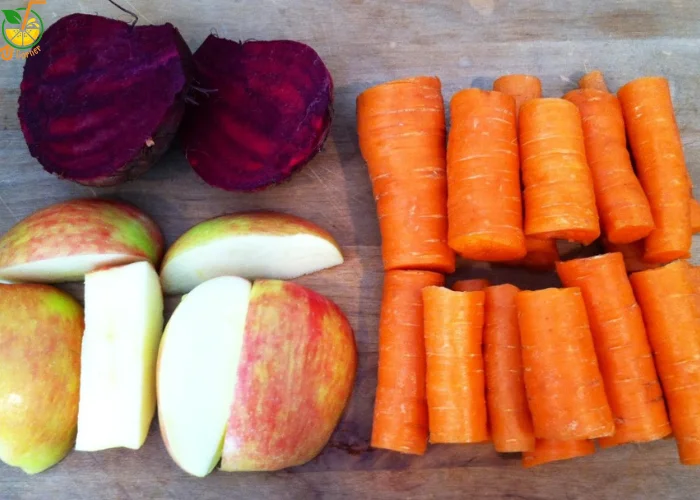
left=0, top=198, right=164, bottom=283
left=221, top=280, right=357, bottom=471
left=157, top=276, right=252, bottom=477
left=76, top=261, right=164, bottom=452
left=0, top=284, right=83, bottom=474
left=159, top=212, right=343, bottom=295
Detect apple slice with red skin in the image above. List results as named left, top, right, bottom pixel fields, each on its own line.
left=0, top=199, right=164, bottom=283
left=159, top=212, right=343, bottom=295
left=157, top=277, right=356, bottom=476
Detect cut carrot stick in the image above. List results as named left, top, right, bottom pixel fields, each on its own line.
left=564, top=86, right=654, bottom=244
left=520, top=98, right=600, bottom=245
left=517, top=287, right=614, bottom=440
left=618, top=77, right=691, bottom=263
left=579, top=70, right=609, bottom=92
left=522, top=439, right=596, bottom=468
left=422, top=286, right=487, bottom=443
left=446, top=89, right=526, bottom=261
left=484, top=284, right=535, bottom=452
left=493, top=74, right=542, bottom=120
left=556, top=253, right=671, bottom=447
left=452, top=279, right=490, bottom=292
left=372, top=270, right=445, bottom=455
left=602, top=238, right=660, bottom=273
left=691, top=198, right=700, bottom=234
left=630, top=260, right=700, bottom=465
left=493, top=75, right=560, bottom=270
left=689, top=266, right=700, bottom=294
left=357, top=76, right=455, bottom=273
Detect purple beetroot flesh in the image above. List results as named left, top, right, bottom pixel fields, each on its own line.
left=18, top=14, right=193, bottom=187
left=181, top=36, right=334, bottom=191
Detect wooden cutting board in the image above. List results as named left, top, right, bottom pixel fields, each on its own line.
left=1, top=0, right=699, bottom=498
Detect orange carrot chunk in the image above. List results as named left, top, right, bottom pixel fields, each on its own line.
left=630, top=261, right=700, bottom=465
left=357, top=76, right=455, bottom=273
left=447, top=89, right=526, bottom=261
left=579, top=70, right=609, bottom=92
left=517, top=287, right=614, bottom=440
left=423, top=286, right=488, bottom=443
left=493, top=75, right=560, bottom=270
left=452, top=279, right=490, bottom=292
left=557, top=253, right=671, bottom=447
left=522, top=439, right=596, bottom=468
left=602, top=238, right=660, bottom=273
left=520, top=98, right=600, bottom=245
left=618, top=77, right=691, bottom=263
left=691, top=198, right=700, bottom=234
left=372, top=270, right=445, bottom=455
left=484, top=284, right=535, bottom=452
left=564, top=87, right=654, bottom=244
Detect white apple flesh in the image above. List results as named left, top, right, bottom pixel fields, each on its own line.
left=157, top=276, right=251, bottom=477
left=75, top=261, right=164, bottom=452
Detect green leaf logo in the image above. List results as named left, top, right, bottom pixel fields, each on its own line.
left=2, top=9, right=22, bottom=25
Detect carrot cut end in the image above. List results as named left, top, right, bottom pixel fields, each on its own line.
left=449, top=234, right=527, bottom=262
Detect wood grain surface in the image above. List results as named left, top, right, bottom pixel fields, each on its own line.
left=1, top=0, right=700, bottom=498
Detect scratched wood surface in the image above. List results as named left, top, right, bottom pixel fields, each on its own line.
left=1, top=0, right=700, bottom=498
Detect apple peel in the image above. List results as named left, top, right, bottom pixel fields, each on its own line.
left=159, top=211, right=343, bottom=295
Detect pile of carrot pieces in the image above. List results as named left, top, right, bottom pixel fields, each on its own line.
left=357, top=70, right=700, bottom=467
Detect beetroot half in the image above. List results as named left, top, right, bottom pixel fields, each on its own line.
left=181, top=36, right=334, bottom=191
left=18, top=14, right=193, bottom=186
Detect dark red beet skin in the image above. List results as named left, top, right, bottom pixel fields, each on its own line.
left=181, top=36, right=334, bottom=191
left=18, top=14, right=193, bottom=186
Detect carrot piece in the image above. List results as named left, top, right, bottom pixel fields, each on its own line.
left=372, top=270, right=445, bottom=454
left=517, top=287, right=614, bottom=440
left=484, top=284, right=536, bottom=452
left=519, top=98, right=600, bottom=245
left=618, top=77, right=691, bottom=263
left=556, top=253, right=671, bottom=446
left=564, top=88, right=654, bottom=243
left=493, top=74, right=542, bottom=120
left=446, top=89, right=526, bottom=261
left=630, top=261, right=700, bottom=465
left=422, top=286, right=488, bottom=443
left=689, top=266, right=700, bottom=294
left=691, top=198, right=700, bottom=234
left=452, top=279, right=490, bottom=292
left=357, top=76, right=455, bottom=273
left=579, top=70, right=609, bottom=92
left=602, top=238, right=660, bottom=273
left=492, top=75, right=559, bottom=270
left=522, top=439, right=596, bottom=468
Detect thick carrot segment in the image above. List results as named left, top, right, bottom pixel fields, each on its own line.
left=691, top=198, right=700, bottom=233
left=520, top=98, right=600, bottom=245
left=447, top=89, right=526, bottom=261
left=493, top=75, right=542, bottom=120
left=522, top=439, right=596, bottom=468
left=357, top=76, right=455, bottom=273
left=579, top=70, right=609, bottom=92
left=452, top=279, right=490, bottom=292
left=372, top=270, right=445, bottom=454
left=618, top=77, right=691, bottom=263
left=517, top=287, right=614, bottom=440
left=556, top=253, right=671, bottom=446
left=630, top=261, right=700, bottom=465
left=602, top=238, right=660, bottom=273
left=422, top=286, right=488, bottom=443
left=484, top=284, right=536, bottom=452
left=492, top=75, right=559, bottom=270
left=689, top=266, right=700, bottom=294
left=564, top=88, right=654, bottom=243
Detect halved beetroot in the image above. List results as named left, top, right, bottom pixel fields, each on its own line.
left=18, top=14, right=193, bottom=186
left=181, top=36, right=333, bottom=191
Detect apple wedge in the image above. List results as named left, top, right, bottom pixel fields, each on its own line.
left=75, top=261, right=164, bottom=452
left=0, top=198, right=164, bottom=283
left=157, top=276, right=252, bottom=477
left=159, top=212, right=343, bottom=295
